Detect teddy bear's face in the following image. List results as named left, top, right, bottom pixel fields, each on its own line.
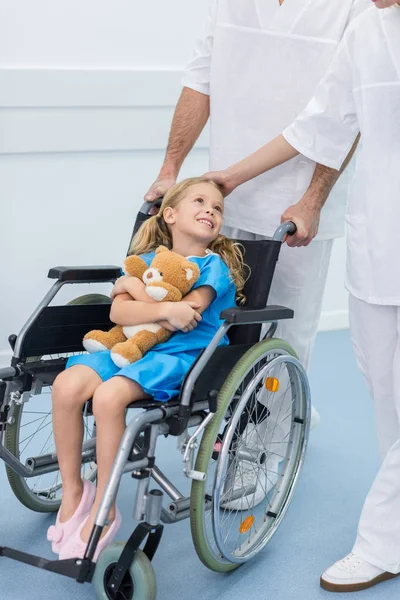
left=142, top=268, right=163, bottom=285
left=143, top=247, right=200, bottom=301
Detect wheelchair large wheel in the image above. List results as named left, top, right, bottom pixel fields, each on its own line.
left=4, top=294, right=111, bottom=512
left=190, top=339, right=310, bottom=572
left=93, top=545, right=156, bottom=600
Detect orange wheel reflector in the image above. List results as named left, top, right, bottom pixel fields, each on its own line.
left=265, top=377, right=280, bottom=392
left=239, top=516, right=255, bottom=534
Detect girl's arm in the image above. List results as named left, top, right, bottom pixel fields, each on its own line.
left=114, top=278, right=216, bottom=312
left=111, top=280, right=176, bottom=330
left=110, top=294, right=163, bottom=325
left=110, top=293, right=202, bottom=332
left=204, top=135, right=299, bottom=196
left=173, top=286, right=216, bottom=332
left=111, top=276, right=155, bottom=302
left=183, top=286, right=215, bottom=314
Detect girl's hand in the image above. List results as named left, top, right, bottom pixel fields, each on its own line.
left=159, top=320, right=178, bottom=333
left=202, top=169, right=238, bottom=197
left=111, top=276, right=130, bottom=299
left=164, top=302, right=202, bottom=332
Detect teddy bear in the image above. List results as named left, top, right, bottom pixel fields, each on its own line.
left=82, top=246, right=200, bottom=368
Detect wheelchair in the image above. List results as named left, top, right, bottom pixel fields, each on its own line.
left=0, top=202, right=311, bottom=600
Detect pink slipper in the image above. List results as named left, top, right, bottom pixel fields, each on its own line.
left=47, top=480, right=96, bottom=554
left=59, top=508, right=122, bottom=562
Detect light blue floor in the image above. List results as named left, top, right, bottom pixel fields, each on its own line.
left=1, top=330, right=398, bottom=600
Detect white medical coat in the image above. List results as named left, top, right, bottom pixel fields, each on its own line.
left=183, top=0, right=370, bottom=239
left=284, top=6, right=400, bottom=304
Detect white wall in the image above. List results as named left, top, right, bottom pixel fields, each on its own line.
left=0, top=0, right=208, bottom=68
left=0, top=0, right=349, bottom=366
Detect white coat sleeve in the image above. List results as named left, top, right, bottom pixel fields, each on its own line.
left=283, top=38, right=359, bottom=171
left=346, top=0, right=372, bottom=25
left=181, top=0, right=218, bottom=96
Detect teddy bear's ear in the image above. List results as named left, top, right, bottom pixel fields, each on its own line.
left=123, top=255, right=148, bottom=279
left=156, top=246, right=169, bottom=254
left=185, top=268, right=195, bottom=282
left=185, top=262, right=200, bottom=283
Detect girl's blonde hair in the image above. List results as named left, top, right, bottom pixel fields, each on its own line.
left=130, top=177, right=247, bottom=303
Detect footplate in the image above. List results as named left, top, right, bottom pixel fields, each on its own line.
left=0, top=546, right=95, bottom=583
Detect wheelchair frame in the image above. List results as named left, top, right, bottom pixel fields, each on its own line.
left=0, top=219, right=310, bottom=597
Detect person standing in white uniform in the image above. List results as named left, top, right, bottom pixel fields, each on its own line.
left=146, top=0, right=368, bottom=376
left=205, top=0, right=400, bottom=591
left=145, top=0, right=369, bottom=508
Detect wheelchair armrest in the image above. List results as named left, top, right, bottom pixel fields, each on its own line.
left=220, top=305, right=294, bottom=324
left=47, top=266, right=122, bottom=283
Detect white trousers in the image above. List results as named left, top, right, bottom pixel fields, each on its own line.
left=223, top=227, right=333, bottom=463
left=222, top=226, right=334, bottom=370
left=350, top=296, right=400, bottom=573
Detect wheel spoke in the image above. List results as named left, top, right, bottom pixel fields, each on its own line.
left=4, top=295, right=109, bottom=511
left=191, top=344, right=309, bottom=569
left=19, top=417, right=52, bottom=453
left=10, top=398, right=96, bottom=503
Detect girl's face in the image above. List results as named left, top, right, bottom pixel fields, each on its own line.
left=372, top=0, right=399, bottom=8
left=163, top=182, right=224, bottom=246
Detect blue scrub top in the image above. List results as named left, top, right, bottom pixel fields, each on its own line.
left=67, top=251, right=237, bottom=401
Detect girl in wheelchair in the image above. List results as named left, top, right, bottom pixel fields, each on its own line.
left=47, top=177, right=245, bottom=562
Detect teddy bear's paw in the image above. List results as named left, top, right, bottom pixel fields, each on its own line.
left=110, top=352, right=131, bottom=368
left=83, top=338, right=108, bottom=354
left=111, top=343, right=143, bottom=368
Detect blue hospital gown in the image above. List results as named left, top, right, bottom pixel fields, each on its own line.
left=67, top=252, right=236, bottom=401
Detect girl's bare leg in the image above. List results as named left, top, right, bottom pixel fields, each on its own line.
left=52, top=365, right=102, bottom=521
left=80, top=376, right=149, bottom=541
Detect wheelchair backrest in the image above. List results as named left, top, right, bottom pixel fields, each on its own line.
left=228, top=238, right=281, bottom=345
left=19, top=303, right=113, bottom=359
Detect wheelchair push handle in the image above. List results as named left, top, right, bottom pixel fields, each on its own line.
left=139, top=199, right=163, bottom=215
left=272, top=221, right=297, bottom=242
left=130, top=199, right=164, bottom=244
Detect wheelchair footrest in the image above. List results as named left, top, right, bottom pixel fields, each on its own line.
left=0, top=546, right=95, bottom=582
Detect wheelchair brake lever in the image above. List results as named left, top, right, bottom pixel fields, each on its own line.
left=182, top=412, right=214, bottom=481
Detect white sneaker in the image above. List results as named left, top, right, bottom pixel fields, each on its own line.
left=320, top=552, right=399, bottom=592
left=310, top=405, right=321, bottom=429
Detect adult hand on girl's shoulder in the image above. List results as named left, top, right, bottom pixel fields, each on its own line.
left=280, top=201, right=321, bottom=247
left=164, top=301, right=202, bottom=333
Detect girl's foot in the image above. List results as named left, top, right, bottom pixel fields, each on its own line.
left=79, top=505, right=116, bottom=543
left=58, top=482, right=84, bottom=522
left=320, top=552, right=399, bottom=592
left=59, top=509, right=122, bottom=562
left=47, top=480, right=96, bottom=554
